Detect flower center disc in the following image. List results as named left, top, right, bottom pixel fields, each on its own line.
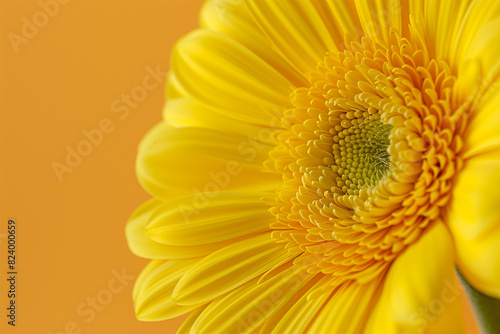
left=267, top=29, right=469, bottom=286
left=331, top=113, right=392, bottom=195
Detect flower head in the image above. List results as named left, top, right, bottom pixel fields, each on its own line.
left=127, top=0, right=500, bottom=333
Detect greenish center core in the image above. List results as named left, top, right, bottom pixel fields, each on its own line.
left=331, top=113, right=392, bottom=195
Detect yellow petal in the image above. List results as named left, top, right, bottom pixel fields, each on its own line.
left=451, top=0, right=500, bottom=74
left=133, top=259, right=203, bottom=321
left=126, top=199, right=169, bottom=259
left=190, top=265, right=317, bottom=334
left=245, top=0, right=338, bottom=74
left=308, top=277, right=383, bottom=333
left=448, top=153, right=500, bottom=298
left=461, top=15, right=500, bottom=93
left=163, top=98, right=278, bottom=145
left=136, top=122, right=281, bottom=202
left=259, top=275, right=330, bottom=334
left=146, top=192, right=272, bottom=246
left=366, top=222, right=464, bottom=333
left=172, top=233, right=297, bottom=305
left=462, top=85, right=500, bottom=158
left=435, top=0, right=471, bottom=65
left=200, top=0, right=307, bottom=87
left=311, top=0, right=361, bottom=46
left=172, top=29, right=293, bottom=126
left=410, top=0, right=472, bottom=68
left=452, top=58, right=481, bottom=111
left=166, top=72, right=187, bottom=99
left=126, top=198, right=249, bottom=259
left=355, top=0, right=404, bottom=44
left=176, top=305, right=207, bottom=334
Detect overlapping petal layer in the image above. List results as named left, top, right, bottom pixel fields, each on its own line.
left=127, top=0, right=500, bottom=332
left=448, top=153, right=500, bottom=299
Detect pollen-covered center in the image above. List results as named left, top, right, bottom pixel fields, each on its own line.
left=332, top=113, right=392, bottom=195
left=267, top=29, right=470, bottom=286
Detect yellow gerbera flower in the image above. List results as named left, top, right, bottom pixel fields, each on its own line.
left=126, top=0, right=500, bottom=333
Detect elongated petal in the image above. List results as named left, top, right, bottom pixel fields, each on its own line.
left=200, top=0, right=307, bottom=87
left=262, top=275, right=368, bottom=334
left=126, top=199, right=171, bottom=259
left=146, top=192, right=272, bottom=246
left=409, top=0, right=500, bottom=76
left=355, top=0, right=405, bottom=44
left=172, top=233, right=298, bottom=305
left=311, top=0, right=361, bottom=46
left=259, top=275, right=331, bottom=333
left=190, top=265, right=317, bottom=334
left=176, top=305, right=207, bottom=334
left=462, top=87, right=500, bottom=158
left=172, top=29, right=293, bottom=126
left=307, top=277, right=383, bottom=333
left=133, top=260, right=203, bottom=321
left=166, top=72, right=187, bottom=99
left=245, top=0, right=338, bottom=74
left=366, top=222, right=464, bottom=333
left=137, top=123, right=281, bottom=202
left=464, top=16, right=500, bottom=83
left=410, top=0, right=472, bottom=68
left=163, top=98, right=278, bottom=145
left=448, top=153, right=500, bottom=298
left=126, top=198, right=249, bottom=259
left=451, top=0, right=500, bottom=76
left=452, top=13, right=500, bottom=106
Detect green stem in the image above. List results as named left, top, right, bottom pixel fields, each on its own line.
left=457, top=268, right=500, bottom=334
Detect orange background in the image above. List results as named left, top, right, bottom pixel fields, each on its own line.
left=0, top=0, right=481, bottom=333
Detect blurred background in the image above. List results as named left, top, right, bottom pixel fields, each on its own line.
left=0, top=0, right=204, bottom=333
left=0, top=0, right=481, bottom=333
